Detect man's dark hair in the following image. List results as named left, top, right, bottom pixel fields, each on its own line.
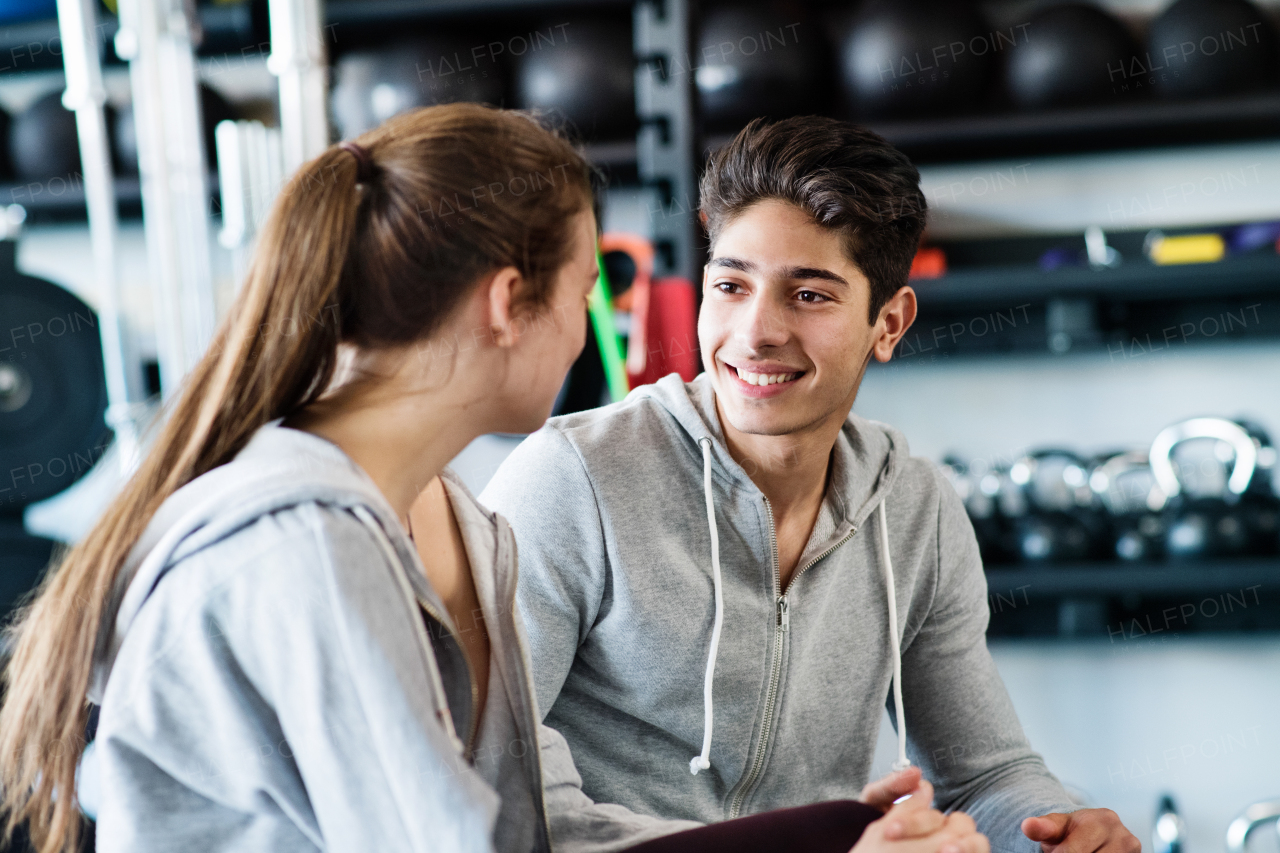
left=699, top=115, right=927, bottom=323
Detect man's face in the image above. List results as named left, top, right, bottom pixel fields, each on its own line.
left=698, top=199, right=885, bottom=437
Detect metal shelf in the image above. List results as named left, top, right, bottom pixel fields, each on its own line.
left=985, top=559, right=1280, bottom=598
left=914, top=253, right=1280, bottom=310
left=703, top=92, right=1280, bottom=166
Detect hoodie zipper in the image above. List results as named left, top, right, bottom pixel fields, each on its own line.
left=727, top=497, right=784, bottom=820
left=726, top=500, right=858, bottom=819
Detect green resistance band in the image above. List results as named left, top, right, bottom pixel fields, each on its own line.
left=588, top=249, right=630, bottom=403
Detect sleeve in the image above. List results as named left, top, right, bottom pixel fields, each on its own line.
left=538, top=723, right=704, bottom=853
left=893, top=468, right=1078, bottom=853
left=96, top=505, right=502, bottom=853
left=478, top=424, right=611, bottom=718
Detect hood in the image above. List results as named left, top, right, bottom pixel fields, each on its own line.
left=87, top=421, right=418, bottom=704
left=635, top=372, right=908, bottom=531
left=633, top=371, right=915, bottom=776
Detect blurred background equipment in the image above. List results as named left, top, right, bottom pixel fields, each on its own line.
left=837, top=0, right=995, bottom=120
left=1147, top=0, right=1280, bottom=100
left=512, top=16, right=636, bottom=140
left=0, top=227, right=108, bottom=619
left=1226, top=799, right=1280, bottom=853
left=112, top=83, right=236, bottom=174
left=1151, top=794, right=1186, bottom=853
left=1008, top=449, right=1109, bottom=562
left=1150, top=418, right=1262, bottom=559
left=1003, top=2, right=1142, bottom=111
left=696, top=1, right=826, bottom=132
left=10, top=90, right=87, bottom=180
left=1090, top=450, right=1168, bottom=561
left=330, top=34, right=507, bottom=140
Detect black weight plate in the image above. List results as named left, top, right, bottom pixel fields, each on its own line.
left=0, top=529, right=54, bottom=618
left=0, top=241, right=109, bottom=508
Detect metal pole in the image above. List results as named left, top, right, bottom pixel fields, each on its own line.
left=114, top=0, right=216, bottom=398
left=268, top=0, right=329, bottom=174
left=57, top=0, right=145, bottom=470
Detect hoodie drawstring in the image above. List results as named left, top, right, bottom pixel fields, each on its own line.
left=878, top=499, right=911, bottom=771
left=691, top=437, right=725, bottom=775
left=687, top=440, right=910, bottom=777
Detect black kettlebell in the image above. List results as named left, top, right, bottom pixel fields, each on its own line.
left=1090, top=450, right=1168, bottom=562
left=1233, top=419, right=1280, bottom=556
left=1150, top=418, right=1259, bottom=560
left=1010, top=449, right=1107, bottom=563
left=942, top=455, right=1013, bottom=565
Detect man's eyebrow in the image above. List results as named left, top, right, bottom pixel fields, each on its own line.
left=710, top=256, right=850, bottom=288
left=783, top=266, right=850, bottom=288
left=708, top=256, right=756, bottom=273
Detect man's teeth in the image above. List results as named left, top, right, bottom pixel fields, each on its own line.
left=736, top=368, right=797, bottom=386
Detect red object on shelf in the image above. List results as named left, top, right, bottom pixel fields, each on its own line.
left=909, top=246, right=947, bottom=279
left=629, top=276, right=698, bottom=388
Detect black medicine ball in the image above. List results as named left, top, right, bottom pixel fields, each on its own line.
left=1004, top=3, right=1143, bottom=110
left=838, top=0, right=996, bottom=120
left=1146, top=0, right=1280, bottom=99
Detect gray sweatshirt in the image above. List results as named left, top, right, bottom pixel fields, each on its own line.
left=89, top=421, right=696, bottom=853
left=480, top=373, right=1077, bottom=853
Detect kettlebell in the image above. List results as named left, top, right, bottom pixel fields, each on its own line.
left=1009, top=449, right=1108, bottom=562
left=1233, top=419, right=1280, bottom=556
left=1149, top=418, right=1259, bottom=560
left=1090, top=450, right=1169, bottom=561
left=941, top=455, right=1014, bottom=565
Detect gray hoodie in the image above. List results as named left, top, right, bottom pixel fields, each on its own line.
left=89, top=421, right=697, bottom=853
left=480, top=373, right=1078, bottom=853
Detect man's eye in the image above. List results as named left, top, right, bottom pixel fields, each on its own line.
left=797, top=291, right=827, bottom=303
left=715, top=281, right=741, bottom=294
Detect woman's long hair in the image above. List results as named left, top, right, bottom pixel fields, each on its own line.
left=0, top=103, right=594, bottom=853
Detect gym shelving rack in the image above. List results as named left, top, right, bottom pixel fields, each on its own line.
left=26, top=0, right=1280, bottom=637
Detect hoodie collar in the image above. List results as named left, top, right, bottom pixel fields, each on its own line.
left=89, top=421, right=463, bottom=703
left=636, top=372, right=906, bottom=535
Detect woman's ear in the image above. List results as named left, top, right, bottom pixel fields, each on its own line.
left=485, top=266, right=524, bottom=348
left=872, top=286, right=918, bottom=363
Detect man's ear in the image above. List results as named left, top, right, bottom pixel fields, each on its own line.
left=485, top=266, right=525, bottom=348
left=871, top=286, right=918, bottom=363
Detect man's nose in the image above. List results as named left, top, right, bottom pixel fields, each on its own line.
left=735, top=292, right=790, bottom=350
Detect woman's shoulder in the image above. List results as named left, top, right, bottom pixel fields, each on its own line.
left=158, top=499, right=391, bottom=604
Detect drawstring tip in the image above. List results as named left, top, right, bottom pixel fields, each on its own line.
left=689, top=756, right=709, bottom=775
left=892, top=758, right=912, bottom=772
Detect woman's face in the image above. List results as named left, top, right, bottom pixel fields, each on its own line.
left=497, top=207, right=599, bottom=434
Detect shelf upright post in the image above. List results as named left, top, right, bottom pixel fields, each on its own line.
left=267, top=0, right=329, bottom=175
left=113, top=0, right=217, bottom=399
left=57, top=0, right=146, bottom=470
left=634, top=0, right=700, bottom=282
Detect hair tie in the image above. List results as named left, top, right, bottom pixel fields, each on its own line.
left=339, top=141, right=375, bottom=184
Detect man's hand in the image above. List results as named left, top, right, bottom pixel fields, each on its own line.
left=861, top=766, right=926, bottom=813
left=852, top=785, right=989, bottom=853
left=1022, top=809, right=1140, bottom=853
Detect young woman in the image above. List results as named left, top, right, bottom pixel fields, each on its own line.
left=0, top=104, right=989, bottom=853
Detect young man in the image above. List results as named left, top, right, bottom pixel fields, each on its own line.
left=480, top=116, right=1138, bottom=853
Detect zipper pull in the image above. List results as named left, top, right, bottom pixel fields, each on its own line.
left=777, top=597, right=790, bottom=632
